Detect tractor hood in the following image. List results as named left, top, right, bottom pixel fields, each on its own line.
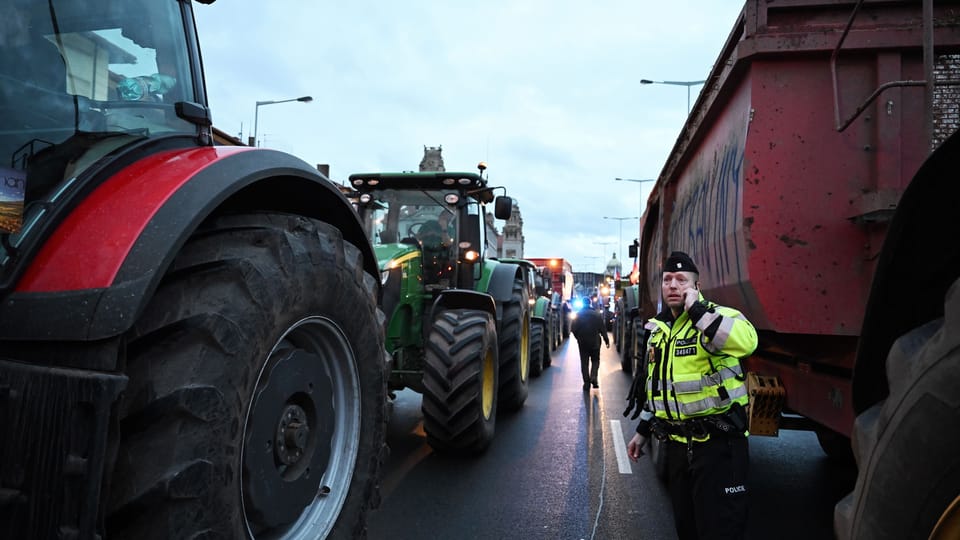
left=374, top=243, right=421, bottom=271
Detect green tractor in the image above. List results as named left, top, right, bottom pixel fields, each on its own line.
left=350, top=169, right=531, bottom=454
left=499, top=258, right=554, bottom=377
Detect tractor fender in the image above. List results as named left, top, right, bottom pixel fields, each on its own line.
left=485, top=261, right=523, bottom=304
left=531, top=296, right=550, bottom=322
left=431, top=289, right=496, bottom=321
left=1, top=146, right=376, bottom=342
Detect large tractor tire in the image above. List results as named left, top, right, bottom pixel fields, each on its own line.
left=106, top=213, right=388, bottom=540
left=551, top=311, right=561, bottom=351
left=529, top=320, right=545, bottom=377
left=620, top=316, right=638, bottom=373
left=631, top=319, right=651, bottom=376
left=421, top=309, right=499, bottom=454
left=497, top=279, right=531, bottom=412
left=542, top=319, right=553, bottom=369
left=834, top=278, right=960, bottom=540
left=614, top=299, right=625, bottom=353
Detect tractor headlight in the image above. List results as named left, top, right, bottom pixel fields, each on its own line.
left=381, top=269, right=391, bottom=285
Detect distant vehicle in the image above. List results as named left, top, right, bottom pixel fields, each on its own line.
left=628, top=1, right=960, bottom=537
left=500, top=258, right=554, bottom=376
left=350, top=168, right=530, bottom=455
left=527, top=257, right=575, bottom=342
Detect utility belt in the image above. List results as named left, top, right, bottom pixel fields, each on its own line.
left=650, top=403, right=747, bottom=441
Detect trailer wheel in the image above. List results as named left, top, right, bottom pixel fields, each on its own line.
left=551, top=311, right=561, bottom=350
left=632, top=319, right=648, bottom=376
left=530, top=320, right=545, bottom=377
left=421, top=309, right=499, bottom=454
left=621, top=316, right=639, bottom=373
left=497, top=279, right=530, bottom=412
left=106, top=213, right=388, bottom=540
left=614, top=299, right=625, bottom=353
left=815, top=426, right=854, bottom=463
left=834, top=279, right=960, bottom=540
left=542, top=319, right=553, bottom=368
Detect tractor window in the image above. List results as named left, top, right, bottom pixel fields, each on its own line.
left=358, top=189, right=460, bottom=247
left=0, top=0, right=198, bottom=235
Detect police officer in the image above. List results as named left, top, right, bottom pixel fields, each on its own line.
left=625, top=251, right=757, bottom=540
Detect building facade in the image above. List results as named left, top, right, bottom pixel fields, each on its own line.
left=500, top=203, right=524, bottom=258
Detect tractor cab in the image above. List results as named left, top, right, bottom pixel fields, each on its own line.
left=1, top=0, right=212, bottom=287
left=351, top=171, right=511, bottom=292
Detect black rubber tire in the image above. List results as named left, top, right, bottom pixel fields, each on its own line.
left=542, top=319, right=553, bottom=368
left=497, top=279, right=530, bottom=412
left=834, top=278, right=960, bottom=540
left=614, top=299, right=625, bottom=353
left=815, top=427, right=854, bottom=463
left=421, top=309, right=499, bottom=455
left=106, top=213, right=388, bottom=540
left=620, top=317, right=638, bottom=373
left=529, top=320, right=545, bottom=377
left=551, top=310, right=561, bottom=350
left=632, top=319, right=648, bottom=376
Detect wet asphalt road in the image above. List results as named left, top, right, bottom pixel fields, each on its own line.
left=367, top=335, right=857, bottom=540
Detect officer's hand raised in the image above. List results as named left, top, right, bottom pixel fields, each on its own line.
left=683, top=288, right=699, bottom=311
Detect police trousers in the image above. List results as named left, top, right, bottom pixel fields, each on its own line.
left=665, top=434, right=749, bottom=540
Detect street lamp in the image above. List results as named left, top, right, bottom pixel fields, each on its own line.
left=639, top=79, right=706, bottom=114
left=602, top=216, right=638, bottom=275
left=615, top=177, right=656, bottom=217
left=251, top=95, right=313, bottom=147
left=615, top=178, right=656, bottom=282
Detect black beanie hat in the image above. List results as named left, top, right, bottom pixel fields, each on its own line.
left=664, top=251, right=699, bottom=274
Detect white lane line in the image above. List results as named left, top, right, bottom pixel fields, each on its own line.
left=609, top=419, right=633, bottom=474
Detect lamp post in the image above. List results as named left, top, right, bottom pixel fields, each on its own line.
left=639, top=79, right=706, bottom=114
left=615, top=177, right=656, bottom=217
left=602, top=216, right=638, bottom=275
left=251, top=95, right=313, bottom=147
left=615, top=178, right=656, bottom=282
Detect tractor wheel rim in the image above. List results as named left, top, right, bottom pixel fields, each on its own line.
left=241, top=316, right=361, bottom=539
left=482, top=347, right=495, bottom=419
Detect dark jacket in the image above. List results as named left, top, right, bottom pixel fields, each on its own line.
left=571, top=309, right=609, bottom=350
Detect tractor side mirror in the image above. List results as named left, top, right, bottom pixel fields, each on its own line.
left=494, top=196, right=513, bottom=220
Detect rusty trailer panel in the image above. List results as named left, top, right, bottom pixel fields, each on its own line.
left=636, top=0, right=960, bottom=435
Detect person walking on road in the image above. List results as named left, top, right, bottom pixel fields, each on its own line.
left=571, top=296, right=609, bottom=391
left=624, top=251, right=758, bottom=540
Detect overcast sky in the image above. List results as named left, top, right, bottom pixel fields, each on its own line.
left=194, top=1, right=744, bottom=274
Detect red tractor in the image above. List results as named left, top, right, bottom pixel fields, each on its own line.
left=0, top=1, right=387, bottom=539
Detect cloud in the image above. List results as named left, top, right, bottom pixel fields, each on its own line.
left=194, top=0, right=744, bottom=272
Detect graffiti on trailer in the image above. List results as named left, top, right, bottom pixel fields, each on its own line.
left=668, top=116, right=747, bottom=287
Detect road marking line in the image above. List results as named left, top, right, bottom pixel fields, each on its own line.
left=609, top=419, right=632, bottom=474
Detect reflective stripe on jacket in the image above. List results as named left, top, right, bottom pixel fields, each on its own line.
left=643, top=294, right=757, bottom=441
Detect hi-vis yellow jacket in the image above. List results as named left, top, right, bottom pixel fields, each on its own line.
left=640, top=292, right=757, bottom=439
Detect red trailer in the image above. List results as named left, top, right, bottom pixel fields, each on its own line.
left=633, top=1, right=960, bottom=538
